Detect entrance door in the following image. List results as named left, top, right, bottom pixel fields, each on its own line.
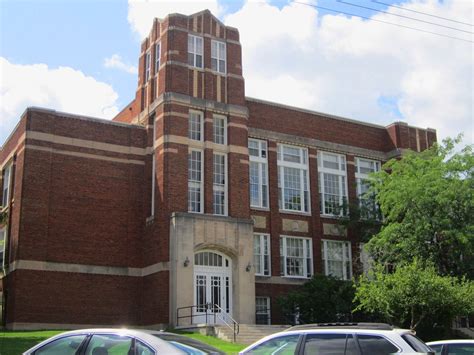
left=193, top=251, right=232, bottom=324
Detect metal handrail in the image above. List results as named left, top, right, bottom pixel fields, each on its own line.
left=176, top=303, right=240, bottom=342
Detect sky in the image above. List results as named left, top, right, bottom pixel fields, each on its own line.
left=0, top=0, right=472, bottom=147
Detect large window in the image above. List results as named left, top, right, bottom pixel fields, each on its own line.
left=0, top=227, right=5, bottom=268
left=355, top=157, right=380, bottom=219
left=277, top=144, right=310, bottom=213
left=256, top=297, right=271, bottom=325
left=318, top=151, right=347, bottom=216
left=188, top=35, right=203, bottom=68
left=144, top=50, right=151, bottom=82
left=213, top=153, right=227, bottom=215
left=155, top=42, right=161, bottom=73
left=188, top=150, right=203, bottom=213
left=322, top=240, right=352, bottom=280
left=189, top=111, right=203, bottom=141
left=2, top=163, right=12, bottom=208
left=254, top=234, right=270, bottom=276
left=211, top=40, right=226, bottom=74
left=249, top=139, right=268, bottom=209
left=213, top=115, right=227, bottom=145
left=280, top=236, right=313, bottom=278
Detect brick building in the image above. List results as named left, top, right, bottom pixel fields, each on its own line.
left=0, top=10, right=436, bottom=330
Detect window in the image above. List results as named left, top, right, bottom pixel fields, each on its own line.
left=213, top=115, right=227, bottom=145
left=359, top=243, right=372, bottom=276
left=211, top=40, right=226, bottom=74
left=155, top=42, right=161, bottom=73
left=355, top=157, right=380, bottom=219
left=145, top=50, right=151, bottom=82
left=135, top=340, right=154, bottom=355
left=34, top=335, right=87, bottom=355
left=278, top=144, right=310, bottom=213
left=318, top=151, right=347, bottom=216
left=213, top=153, right=227, bottom=215
left=188, top=35, right=203, bottom=68
left=0, top=227, right=5, bottom=268
left=280, top=236, right=313, bottom=278
left=249, top=139, right=269, bottom=209
left=303, top=334, right=358, bottom=355
left=188, top=111, right=203, bottom=141
left=254, top=234, right=270, bottom=276
left=84, top=334, right=133, bottom=355
left=356, top=334, right=399, bottom=354
left=245, top=334, right=300, bottom=355
left=322, top=240, right=352, bottom=280
left=256, top=297, right=271, bottom=325
left=401, top=334, right=434, bottom=353
left=2, top=163, right=12, bottom=208
left=188, top=150, right=203, bottom=213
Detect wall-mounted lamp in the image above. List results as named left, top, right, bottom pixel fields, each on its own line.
left=246, top=262, right=252, bottom=272
left=183, top=257, right=190, bottom=267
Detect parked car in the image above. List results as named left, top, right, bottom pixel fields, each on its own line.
left=426, top=340, right=474, bottom=355
left=23, top=328, right=225, bottom=355
left=239, top=323, right=435, bottom=354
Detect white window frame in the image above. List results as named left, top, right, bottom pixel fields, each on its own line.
left=254, top=234, right=271, bottom=277
left=277, top=144, right=310, bottom=214
left=280, top=235, right=313, bottom=279
left=213, top=153, right=227, bottom=216
left=2, top=163, right=12, bottom=208
left=0, top=226, right=6, bottom=269
left=188, top=34, right=203, bottom=69
left=188, top=110, right=204, bottom=141
left=213, top=115, right=227, bottom=145
left=355, top=157, right=381, bottom=219
left=249, top=139, right=269, bottom=209
left=318, top=151, right=348, bottom=217
left=145, top=50, right=151, bottom=82
left=256, top=296, right=271, bottom=325
left=155, top=42, right=161, bottom=74
left=211, top=40, right=226, bottom=74
left=188, top=149, right=204, bottom=213
left=322, top=240, right=352, bottom=281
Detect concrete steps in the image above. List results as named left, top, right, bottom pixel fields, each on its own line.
left=214, top=324, right=290, bottom=345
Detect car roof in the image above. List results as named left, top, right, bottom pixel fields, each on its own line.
left=427, top=339, right=474, bottom=345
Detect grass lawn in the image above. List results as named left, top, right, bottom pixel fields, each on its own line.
left=0, top=329, right=246, bottom=355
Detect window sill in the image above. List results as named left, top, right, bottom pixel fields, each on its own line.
left=320, top=214, right=348, bottom=220
left=255, top=274, right=271, bottom=278
left=281, top=275, right=312, bottom=280
left=250, top=206, right=270, bottom=212
left=279, top=210, right=311, bottom=217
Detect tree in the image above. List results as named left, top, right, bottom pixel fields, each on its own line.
left=354, top=259, right=474, bottom=333
left=366, top=136, right=474, bottom=278
left=278, top=274, right=355, bottom=324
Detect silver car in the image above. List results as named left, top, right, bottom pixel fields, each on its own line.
left=23, top=328, right=225, bottom=355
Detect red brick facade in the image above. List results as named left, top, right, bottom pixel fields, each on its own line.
left=0, top=10, right=436, bottom=329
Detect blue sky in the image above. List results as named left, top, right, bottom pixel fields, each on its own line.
left=1, top=0, right=472, bottom=145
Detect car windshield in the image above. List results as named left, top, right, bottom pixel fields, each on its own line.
left=401, top=333, right=433, bottom=353
left=152, top=333, right=223, bottom=355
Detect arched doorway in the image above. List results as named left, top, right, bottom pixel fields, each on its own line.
left=193, top=250, right=232, bottom=324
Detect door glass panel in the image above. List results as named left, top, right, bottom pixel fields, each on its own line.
left=303, top=333, right=347, bottom=355
left=211, top=276, right=221, bottom=312
left=225, top=276, right=230, bottom=313
left=84, top=334, right=133, bottom=355
left=35, top=335, right=87, bottom=355
left=357, top=334, right=399, bottom=354
left=246, top=334, right=300, bottom=355
left=196, top=275, right=207, bottom=312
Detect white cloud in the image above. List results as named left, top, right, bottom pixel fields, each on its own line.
left=128, top=0, right=222, bottom=38
left=0, top=57, right=119, bottom=144
left=104, top=54, right=138, bottom=74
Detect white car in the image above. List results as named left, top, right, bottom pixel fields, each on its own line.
left=239, top=323, right=434, bottom=354
left=23, top=328, right=224, bottom=355
left=427, top=340, right=474, bottom=355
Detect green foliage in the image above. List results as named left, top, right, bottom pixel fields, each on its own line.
left=354, top=259, right=474, bottom=332
left=367, top=136, right=474, bottom=278
left=278, top=274, right=356, bottom=324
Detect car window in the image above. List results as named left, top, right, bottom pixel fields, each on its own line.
left=447, top=344, right=474, bottom=355
left=244, top=334, right=300, bottom=355
left=345, top=335, right=360, bottom=355
left=34, top=335, right=87, bottom=355
left=302, top=333, right=348, bottom=355
left=429, top=344, right=443, bottom=355
left=357, top=334, right=399, bottom=354
left=84, top=334, right=133, bottom=355
left=153, top=333, right=223, bottom=354
left=135, top=340, right=155, bottom=355
left=401, top=333, right=433, bottom=353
